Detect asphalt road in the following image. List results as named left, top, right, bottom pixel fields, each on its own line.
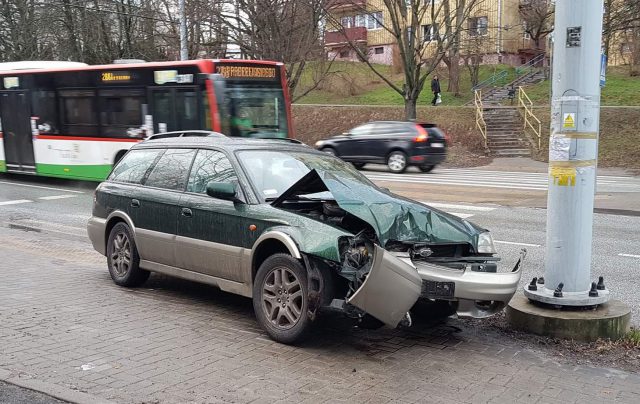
left=0, top=170, right=638, bottom=326
left=0, top=381, right=65, bottom=404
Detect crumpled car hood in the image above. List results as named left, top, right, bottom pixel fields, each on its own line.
left=272, top=169, right=486, bottom=249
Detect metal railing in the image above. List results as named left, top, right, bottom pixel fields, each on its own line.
left=515, top=53, right=545, bottom=76
left=472, top=70, right=509, bottom=92
left=474, top=90, right=488, bottom=149
left=517, top=86, right=542, bottom=149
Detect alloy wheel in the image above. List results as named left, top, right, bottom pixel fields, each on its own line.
left=261, top=266, right=303, bottom=330
left=110, top=232, right=131, bottom=277
left=388, top=152, right=407, bottom=172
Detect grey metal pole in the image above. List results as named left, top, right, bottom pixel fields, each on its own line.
left=179, top=0, right=188, bottom=61
left=525, top=0, right=609, bottom=306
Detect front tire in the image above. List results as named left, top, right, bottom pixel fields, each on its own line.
left=352, top=162, right=365, bottom=169
left=106, top=222, right=149, bottom=287
left=387, top=151, right=408, bottom=173
left=322, top=147, right=337, bottom=156
left=253, top=254, right=311, bottom=344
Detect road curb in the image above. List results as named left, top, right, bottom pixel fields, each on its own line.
left=0, top=368, right=115, bottom=404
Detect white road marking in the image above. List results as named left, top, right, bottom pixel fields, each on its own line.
left=421, top=201, right=496, bottom=212
left=618, top=253, right=640, bottom=259
left=0, top=199, right=33, bottom=206
left=0, top=180, right=84, bottom=194
left=448, top=212, right=474, bottom=219
left=38, top=194, right=78, bottom=200
left=495, top=240, right=542, bottom=247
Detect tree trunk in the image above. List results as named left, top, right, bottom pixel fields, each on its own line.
left=448, top=54, right=460, bottom=96
left=404, top=96, right=417, bottom=121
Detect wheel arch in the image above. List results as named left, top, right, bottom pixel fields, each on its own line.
left=104, top=211, right=136, bottom=250
left=250, top=231, right=301, bottom=282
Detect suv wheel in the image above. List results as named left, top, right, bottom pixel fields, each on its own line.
left=387, top=151, right=407, bottom=173
left=106, top=222, right=149, bottom=287
left=322, top=147, right=337, bottom=156
left=253, top=254, right=311, bottom=344
left=419, top=164, right=435, bottom=173
left=352, top=163, right=365, bottom=169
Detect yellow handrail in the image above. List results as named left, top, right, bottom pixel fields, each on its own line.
left=517, top=86, right=542, bottom=149
left=474, top=90, right=488, bottom=149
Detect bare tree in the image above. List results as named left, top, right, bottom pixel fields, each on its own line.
left=603, top=0, right=640, bottom=62
left=518, top=0, right=554, bottom=50
left=218, top=0, right=332, bottom=101
left=326, top=0, right=481, bottom=119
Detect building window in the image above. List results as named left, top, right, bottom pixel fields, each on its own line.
left=422, top=24, right=439, bottom=41
left=374, top=47, right=384, bottom=54
left=469, top=16, right=488, bottom=36
left=340, top=16, right=353, bottom=28
left=342, top=12, right=382, bottom=30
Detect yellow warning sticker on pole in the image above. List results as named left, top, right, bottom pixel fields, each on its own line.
left=563, top=113, right=576, bottom=129
left=550, top=166, right=576, bottom=186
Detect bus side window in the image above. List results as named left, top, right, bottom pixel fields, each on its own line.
left=59, top=89, right=99, bottom=136
left=99, top=89, right=144, bottom=137
left=33, top=90, right=59, bottom=134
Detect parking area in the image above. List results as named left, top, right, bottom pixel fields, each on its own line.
left=2, top=224, right=639, bottom=404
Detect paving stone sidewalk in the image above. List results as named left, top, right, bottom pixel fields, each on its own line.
left=1, top=227, right=639, bottom=404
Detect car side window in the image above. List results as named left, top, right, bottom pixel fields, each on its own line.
left=187, top=149, right=239, bottom=194
left=349, top=124, right=373, bottom=137
left=144, top=148, right=196, bottom=190
left=109, top=149, right=162, bottom=184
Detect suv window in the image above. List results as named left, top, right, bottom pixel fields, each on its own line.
left=109, top=149, right=162, bottom=184
left=144, top=148, right=196, bottom=190
left=371, top=122, right=407, bottom=136
left=349, top=124, right=373, bottom=136
left=187, top=149, right=238, bottom=194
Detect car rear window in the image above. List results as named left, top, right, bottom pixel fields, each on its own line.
left=109, top=149, right=163, bottom=184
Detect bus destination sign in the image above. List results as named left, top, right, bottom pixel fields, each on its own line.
left=101, top=71, right=132, bottom=82
left=215, top=65, right=277, bottom=80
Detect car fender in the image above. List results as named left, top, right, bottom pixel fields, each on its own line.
left=251, top=229, right=302, bottom=260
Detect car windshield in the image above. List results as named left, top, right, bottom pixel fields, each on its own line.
left=237, top=150, right=376, bottom=201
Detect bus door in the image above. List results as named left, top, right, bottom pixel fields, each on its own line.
left=149, top=87, right=201, bottom=133
left=0, top=91, right=36, bottom=173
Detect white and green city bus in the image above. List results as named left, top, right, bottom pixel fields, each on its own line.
left=0, top=59, right=293, bottom=181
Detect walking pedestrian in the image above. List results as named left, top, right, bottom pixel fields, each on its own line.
left=431, top=75, right=441, bottom=106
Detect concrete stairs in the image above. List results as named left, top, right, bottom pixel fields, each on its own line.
left=474, top=69, right=547, bottom=105
left=483, top=107, right=531, bottom=158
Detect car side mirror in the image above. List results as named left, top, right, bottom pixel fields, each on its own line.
left=206, top=181, right=239, bottom=202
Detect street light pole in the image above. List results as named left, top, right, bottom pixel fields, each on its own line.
left=179, top=0, right=188, bottom=61
left=525, top=0, right=609, bottom=306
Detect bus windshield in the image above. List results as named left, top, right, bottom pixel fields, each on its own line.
left=223, top=86, right=287, bottom=138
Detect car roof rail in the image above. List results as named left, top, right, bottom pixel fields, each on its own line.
left=147, top=130, right=226, bottom=140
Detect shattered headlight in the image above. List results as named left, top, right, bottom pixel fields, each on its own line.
left=477, top=232, right=496, bottom=254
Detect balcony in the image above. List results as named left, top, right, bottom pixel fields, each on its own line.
left=325, top=27, right=368, bottom=46
left=326, top=0, right=366, bottom=11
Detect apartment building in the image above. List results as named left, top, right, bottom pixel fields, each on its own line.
left=324, top=0, right=548, bottom=67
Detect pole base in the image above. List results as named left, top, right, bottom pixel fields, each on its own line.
left=507, top=294, right=631, bottom=342
left=524, top=286, right=610, bottom=307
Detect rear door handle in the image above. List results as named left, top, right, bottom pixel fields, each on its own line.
left=181, top=208, right=193, bottom=218
left=131, top=199, right=140, bottom=208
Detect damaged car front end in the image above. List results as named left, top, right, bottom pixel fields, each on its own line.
left=262, top=162, right=525, bottom=335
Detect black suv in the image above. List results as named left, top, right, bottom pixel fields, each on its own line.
left=314, top=121, right=448, bottom=173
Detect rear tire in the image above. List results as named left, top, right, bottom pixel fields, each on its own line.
left=106, top=222, right=149, bottom=287
left=387, top=151, right=407, bottom=173
left=419, top=164, right=435, bottom=173
left=253, top=254, right=311, bottom=344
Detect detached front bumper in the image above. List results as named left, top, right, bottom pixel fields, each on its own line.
left=395, top=250, right=525, bottom=318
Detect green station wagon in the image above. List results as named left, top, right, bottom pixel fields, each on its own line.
left=88, top=131, right=525, bottom=344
